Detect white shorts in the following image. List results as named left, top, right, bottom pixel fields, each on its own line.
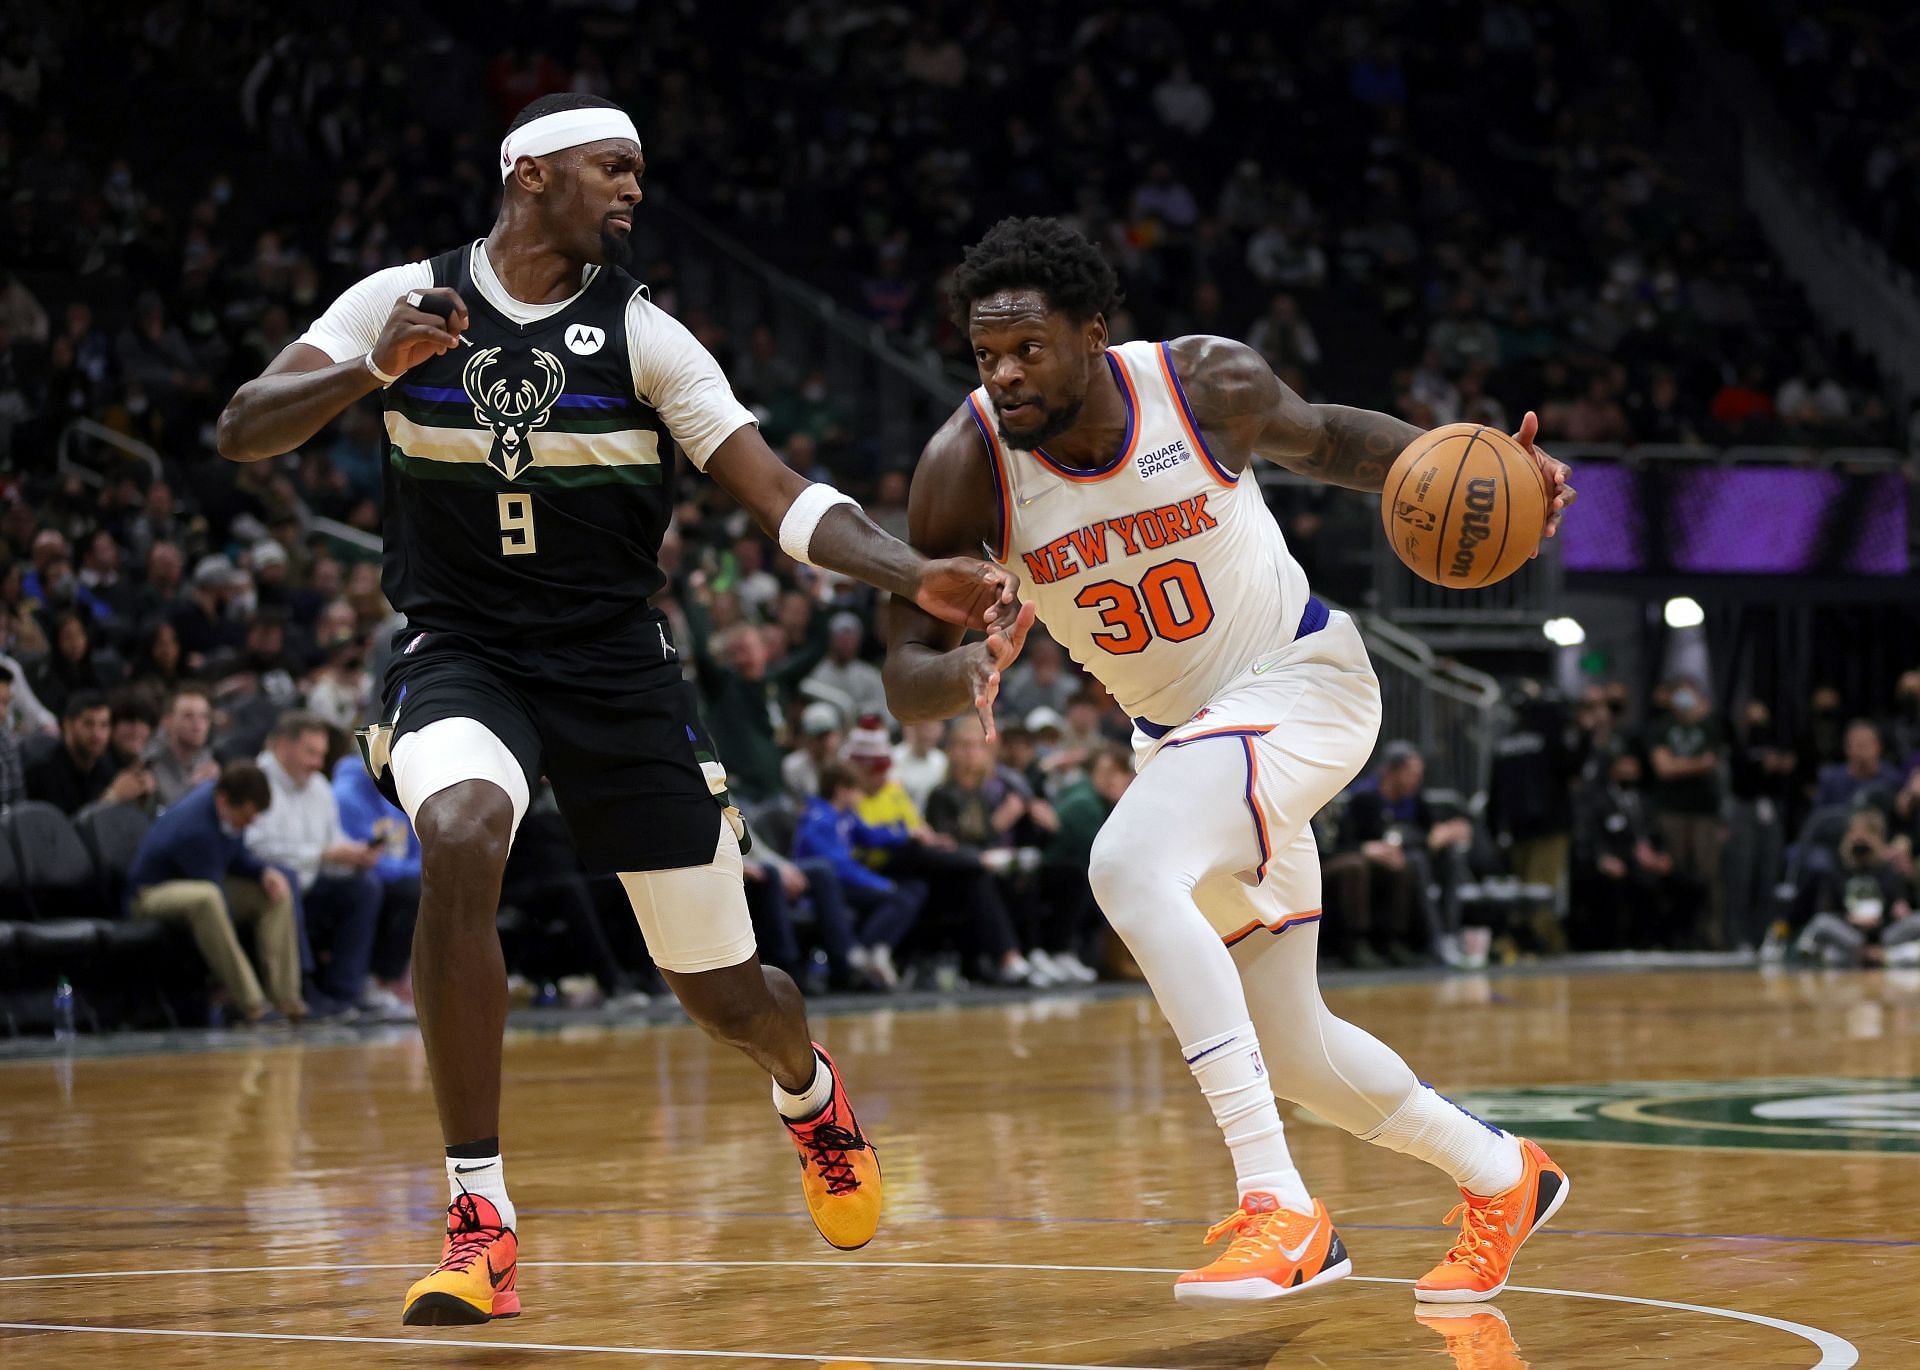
left=1129, top=610, right=1381, bottom=943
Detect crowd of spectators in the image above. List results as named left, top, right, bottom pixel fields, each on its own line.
left=1745, top=4, right=1920, bottom=282
left=1346, top=667, right=1920, bottom=972
left=1, top=3, right=1915, bottom=1033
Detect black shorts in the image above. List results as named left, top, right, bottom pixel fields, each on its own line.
left=377, top=627, right=727, bottom=874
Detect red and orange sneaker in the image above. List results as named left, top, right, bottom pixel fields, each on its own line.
left=1172, top=1193, right=1351, bottom=1305
left=1415, top=1303, right=1528, bottom=1369
left=781, top=1044, right=882, bottom=1251
left=400, top=1192, right=520, bottom=1326
left=1414, top=1138, right=1569, bottom=1303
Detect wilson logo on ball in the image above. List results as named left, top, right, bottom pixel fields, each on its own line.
left=1447, top=477, right=1499, bottom=578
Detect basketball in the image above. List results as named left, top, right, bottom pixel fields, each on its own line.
left=1381, top=423, right=1549, bottom=588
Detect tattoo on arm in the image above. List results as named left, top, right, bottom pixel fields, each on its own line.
left=1295, top=405, right=1423, bottom=493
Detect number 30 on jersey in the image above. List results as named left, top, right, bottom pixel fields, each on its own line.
left=1073, top=558, right=1214, bottom=655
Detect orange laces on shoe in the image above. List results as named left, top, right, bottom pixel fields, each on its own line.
left=437, top=1193, right=504, bottom=1273
left=1201, top=1204, right=1292, bottom=1261
left=1439, top=1199, right=1509, bottom=1274
left=794, top=1119, right=867, bottom=1195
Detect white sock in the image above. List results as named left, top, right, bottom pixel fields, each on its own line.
left=772, top=1050, right=833, bottom=1121
left=445, top=1153, right=516, bottom=1229
left=1361, top=1084, right=1524, bottom=1196
left=1183, top=1023, right=1312, bottom=1213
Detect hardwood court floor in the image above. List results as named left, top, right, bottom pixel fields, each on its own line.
left=2, top=967, right=1915, bottom=1367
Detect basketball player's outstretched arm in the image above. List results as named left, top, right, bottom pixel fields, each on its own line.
left=703, top=425, right=1014, bottom=634
left=881, top=411, right=1037, bottom=738
left=1168, top=335, right=1574, bottom=534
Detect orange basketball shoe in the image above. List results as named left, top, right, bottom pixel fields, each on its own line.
left=1414, top=1138, right=1569, bottom=1303
left=1415, top=1303, right=1529, bottom=1369
left=1172, top=1193, right=1352, bottom=1305
left=781, top=1044, right=882, bottom=1250
left=400, top=1192, right=520, bottom=1326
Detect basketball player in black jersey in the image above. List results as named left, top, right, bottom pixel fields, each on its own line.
left=218, top=93, right=1012, bottom=1326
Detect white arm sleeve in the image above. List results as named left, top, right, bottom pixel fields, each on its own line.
left=294, top=260, right=437, bottom=364
left=627, top=292, right=760, bottom=470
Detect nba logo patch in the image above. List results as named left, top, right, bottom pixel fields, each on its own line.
left=565, top=324, right=606, bottom=355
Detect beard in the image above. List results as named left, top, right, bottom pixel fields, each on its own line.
left=994, top=393, right=1084, bottom=451
left=599, top=223, right=633, bottom=266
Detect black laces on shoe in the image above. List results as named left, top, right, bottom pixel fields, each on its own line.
left=437, top=1192, right=502, bottom=1272
left=798, top=1122, right=867, bottom=1195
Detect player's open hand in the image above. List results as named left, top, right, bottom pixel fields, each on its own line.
left=970, top=601, right=1038, bottom=741
left=1512, top=410, right=1575, bottom=553
left=373, top=287, right=470, bottom=379
left=912, top=555, right=1018, bottom=632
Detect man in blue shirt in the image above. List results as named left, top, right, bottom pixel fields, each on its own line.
left=334, top=754, right=420, bottom=1018
left=127, top=760, right=304, bottom=1024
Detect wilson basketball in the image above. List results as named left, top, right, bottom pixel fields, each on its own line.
left=1381, top=423, right=1548, bottom=588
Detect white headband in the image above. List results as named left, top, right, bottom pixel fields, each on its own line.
left=500, top=108, right=642, bottom=181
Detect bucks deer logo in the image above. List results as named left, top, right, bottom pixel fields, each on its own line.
left=462, top=346, right=565, bottom=480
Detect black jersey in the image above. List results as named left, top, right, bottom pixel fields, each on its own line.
left=379, top=245, right=675, bottom=671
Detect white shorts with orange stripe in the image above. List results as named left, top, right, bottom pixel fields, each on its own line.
left=1125, top=608, right=1381, bottom=945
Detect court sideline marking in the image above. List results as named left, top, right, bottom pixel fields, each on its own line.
left=0, top=1257, right=1859, bottom=1368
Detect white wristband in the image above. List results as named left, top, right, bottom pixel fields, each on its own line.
left=364, top=351, right=399, bottom=387
left=777, top=483, right=859, bottom=566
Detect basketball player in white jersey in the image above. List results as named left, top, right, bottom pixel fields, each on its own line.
left=886, top=218, right=1577, bottom=1306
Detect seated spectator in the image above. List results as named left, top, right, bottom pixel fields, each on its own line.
left=108, top=688, right=158, bottom=774
left=927, top=724, right=1064, bottom=973
left=1814, top=719, right=1902, bottom=820
left=1334, top=741, right=1461, bottom=964
left=2, top=626, right=56, bottom=737
left=24, top=689, right=154, bottom=815
left=0, top=673, right=23, bottom=806
left=306, top=625, right=372, bottom=729
left=843, top=721, right=1033, bottom=985
left=499, top=786, right=656, bottom=1010
left=998, top=633, right=1079, bottom=725
left=247, top=711, right=382, bottom=1017
left=145, top=683, right=221, bottom=808
left=126, top=760, right=304, bottom=1024
left=781, top=701, right=843, bottom=802
left=1570, top=750, right=1689, bottom=950
left=891, top=718, right=948, bottom=813
left=791, top=762, right=927, bottom=990
left=332, top=754, right=421, bottom=1019
left=1793, top=810, right=1919, bottom=967
left=27, top=611, right=123, bottom=719
left=172, top=556, right=246, bottom=674
left=803, top=611, right=890, bottom=729
left=1038, top=743, right=1131, bottom=982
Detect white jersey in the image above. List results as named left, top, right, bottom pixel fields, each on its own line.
left=973, top=339, right=1311, bottom=729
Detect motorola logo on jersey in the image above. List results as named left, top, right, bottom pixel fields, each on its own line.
left=462, top=345, right=566, bottom=480
left=565, top=324, right=606, bottom=356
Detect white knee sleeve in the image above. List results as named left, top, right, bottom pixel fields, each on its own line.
left=392, top=717, right=532, bottom=840
left=619, top=816, right=756, bottom=974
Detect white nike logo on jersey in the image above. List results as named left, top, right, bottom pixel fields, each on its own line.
left=1017, top=488, right=1054, bottom=508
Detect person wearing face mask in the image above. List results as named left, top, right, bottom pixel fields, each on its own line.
left=1727, top=699, right=1799, bottom=952
left=1571, top=750, right=1683, bottom=950
left=1646, top=677, right=1728, bottom=949
left=1791, top=810, right=1919, bottom=967
left=1798, top=684, right=1848, bottom=788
